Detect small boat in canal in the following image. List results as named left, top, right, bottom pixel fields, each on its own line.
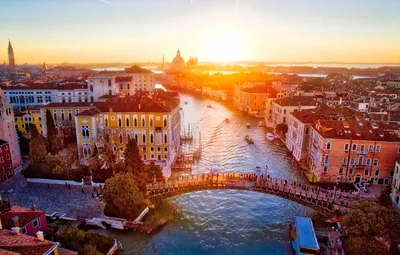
left=266, top=133, right=276, bottom=141
left=246, top=123, right=251, bottom=128
left=207, top=105, right=212, bottom=108
left=184, top=101, right=188, bottom=104
left=224, top=118, right=230, bottom=123
left=211, top=164, right=220, bottom=173
left=245, top=135, right=254, bottom=144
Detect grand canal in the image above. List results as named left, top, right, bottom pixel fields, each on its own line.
left=113, top=92, right=315, bottom=254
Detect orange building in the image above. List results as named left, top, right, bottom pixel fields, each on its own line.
left=308, top=120, right=400, bottom=184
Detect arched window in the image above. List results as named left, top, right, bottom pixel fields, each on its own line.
left=142, top=118, right=145, bottom=127
left=120, top=84, right=123, bottom=90
left=149, top=119, right=153, bottom=127
left=142, top=134, right=146, bottom=143
left=90, top=96, right=94, bottom=102
left=126, top=118, right=130, bottom=127
left=105, top=118, right=108, bottom=127
left=150, top=134, right=154, bottom=144
left=325, top=155, right=330, bottom=163
left=164, top=134, right=167, bottom=144
left=135, top=134, right=138, bottom=142
left=163, top=118, right=167, bottom=127
left=119, top=134, right=123, bottom=143
left=118, top=118, right=122, bottom=127
left=134, top=118, right=138, bottom=127
left=90, top=85, right=93, bottom=92
left=127, top=133, right=131, bottom=141
left=326, top=142, right=331, bottom=150
left=108, top=90, right=112, bottom=96
left=358, top=156, right=364, bottom=166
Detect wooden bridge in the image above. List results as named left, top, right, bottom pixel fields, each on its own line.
left=146, top=172, right=358, bottom=217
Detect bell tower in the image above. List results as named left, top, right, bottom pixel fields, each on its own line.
left=8, top=40, right=16, bottom=71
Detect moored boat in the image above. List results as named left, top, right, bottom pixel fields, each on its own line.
left=245, top=135, right=254, bottom=144
left=224, top=118, right=230, bottom=123
left=211, top=164, right=220, bottom=173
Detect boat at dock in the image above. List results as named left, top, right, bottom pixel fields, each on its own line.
left=207, top=105, right=212, bottom=108
left=245, top=135, right=254, bottom=144
left=291, top=216, right=320, bottom=255
left=224, top=118, right=230, bottom=123
left=246, top=123, right=251, bottom=128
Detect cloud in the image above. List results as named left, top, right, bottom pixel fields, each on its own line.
left=99, top=0, right=112, bottom=4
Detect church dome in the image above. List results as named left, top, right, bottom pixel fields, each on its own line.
left=172, top=49, right=185, bottom=65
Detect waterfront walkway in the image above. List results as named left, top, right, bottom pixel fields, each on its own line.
left=147, top=172, right=361, bottom=216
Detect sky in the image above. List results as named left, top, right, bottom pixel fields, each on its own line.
left=1, top=0, right=400, bottom=64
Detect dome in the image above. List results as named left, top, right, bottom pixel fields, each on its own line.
left=170, top=49, right=186, bottom=72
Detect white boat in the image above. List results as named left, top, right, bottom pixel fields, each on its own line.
left=245, top=135, right=254, bottom=144
left=266, top=133, right=276, bottom=141
left=211, top=164, right=220, bottom=173
left=246, top=123, right=251, bottom=128
left=258, top=121, right=264, bottom=127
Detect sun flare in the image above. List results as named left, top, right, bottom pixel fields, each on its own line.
left=204, top=28, right=244, bottom=63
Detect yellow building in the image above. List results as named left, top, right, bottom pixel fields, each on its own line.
left=40, top=102, right=93, bottom=138
left=75, top=92, right=181, bottom=165
left=14, top=106, right=43, bottom=136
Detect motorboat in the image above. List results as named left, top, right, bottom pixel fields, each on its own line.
left=266, top=133, right=276, bottom=141
left=258, top=121, right=265, bottom=127
left=184, top=101, right=188, bottom=105
left=224, top=118, right=230, bottom=123
left=245, top=135, right=254, bottom=144
left=211, top=164, right=220, bottom=173
left=246, top=123, right=251, bottom=128
left=207, top=105, right=212, bottom=108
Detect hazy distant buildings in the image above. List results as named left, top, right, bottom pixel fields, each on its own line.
left=169, top=49, right=186, bottom=72
left=7, top=40, right=15, bottom=71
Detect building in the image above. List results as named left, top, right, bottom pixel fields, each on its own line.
left=0, top=139, right=13, bottom=183
left=1, top=83, right=56, bottom=109
left=169, top=49, right=186, bottom=72
left=14, top=107, right=43, bottom=136
left=308, top=120, right=400, bottom=183
left=271, top=96, right=318, bottom=129
left=233, top=83, right=274, bottom=118
left=0, top=206, right=48, bottom=237
left=0, top=88, right=22, bottom=168
left=391, top=159, right=400, bottom=207
left=0, top=229, right=77, bottom=255
left=123, top=65, right=155, bottom=92
left=286, top=107, right=359, bottom=162
left=8, top=40, right=15, bottom=71
left=74, top=92, right=181, bottom=167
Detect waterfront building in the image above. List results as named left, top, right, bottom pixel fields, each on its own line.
left=8, top=40, right=15, bottom=71
left=74, top=92, right=181, bottom=167
left=123, top=65, right=155, bottom=92
left=233, top=83, right=274, bottom=118
left=202, top=86, right=228, bottom=101
left=271, top=96, right=318, bottom=129
left=0, top=229, right=77, bottom=255
left=87, top=76, right=117, bottom=102
left=14, top=106, right=43, bottom=136
left=308, top=120, right=400, bottom=183
left=286, top=107, right=360, bottom=162
left=0, top=88, right=22, bottom=168
left=0, top=206, right=49, bottom=237
left=0, top=139, right=13, bottom=183
left=391, top=159, right=400, bottom=207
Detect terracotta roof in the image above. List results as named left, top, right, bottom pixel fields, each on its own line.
left=242, top=85, right=269, bottom=94
left=0, top=229, right=56, bottom=255
left=56, top=84, right=87, bottom=90
left=0, top=206, right=44, bottom=229
left=0, top=248, right=20, bottom=254
left=76, top=108, right=100, bottom=116
left=115, top=76, right=132, bottom=82
left=58, top=248, right=78, bottom=255
left=43, top=102, right=92, bottom=108
left=274, top=96, right=319, bottom=107
left=125, top=65, right=153, bottom=74
left=313, top=120, right=400, bottom=141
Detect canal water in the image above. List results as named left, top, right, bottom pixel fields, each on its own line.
left=112, top=92, right=314, bottom=255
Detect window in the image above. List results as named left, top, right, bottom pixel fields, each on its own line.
left=164, top=134, right=167, bottom=144
left=81, top=126, right=90, bottom=140
left=344, top=143, right=349, bottom=151
left=21, top=227, right=27, bottom=234
left=90, top=85, right=93, bottom=92
left=142, top=118, right=145, bottom=127
left=126, top=118, right=130, bottom=127
left=119, top=134, right=122, bottom=143
left=358, top=156, right=363, bottom=165
left=390, top=171, right=394, bottom=177
left=33, top=219, right=39, bottom=228
left=350, top=158, right=355, bottom=165
left=142, top=134, right=146, bottom=143
left=375, top=170, right=380, bottom=176
left=376, top=145, right=381, bottom=152
left=108, top=90, right=112, bottom=96
left=105, top=118, right=108, bottom=127
left=135, top=134, right=138, bottom=142
left=134, top=118, right=138, bottom=127
left=323, top=167, right=328, bottom=173
left=120, top=84, right=123, bottom=90
left=373, top=159, right=379, bottom=166
left=118, top=118, right=122, bottom=127
left=157, top=147, right=161, bottom=152
left=366, top=158, right=371, bottom=166
left=6, top=154, right=10, bottom=160
left=68, top=110, right=72, bottom=121
left=360, top=145, right=365, bottom=152
left=342, top=157, right=348, bottom=165
left=349, top=168, right=354, bottom=175
left=0, top=157, right=3, bottom=163
left=149, top=119, right=153, bottom=127
left=108, top=80, right=112, bottom=86
left=369, top=145, right=374, bottom=152
left=365, top=170, right=369, bottom=176
left=164, top=147, right=168, bottom=152
left=53, top=110, right=57, bottom=121
left=325, top=155, right=330, bottom=163
left=163, top=118, right=167, bottom=127
left=150, top=134, right=154, bottom=144
left=326, top=142, right=331, bottom=150
left=352, top=144, right=357, bottom=151
left=150, top=147, right=154, bottom=152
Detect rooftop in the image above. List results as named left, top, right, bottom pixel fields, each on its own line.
left=0, top=206, right=44, bottom=229
left=242, top=85, right=270, bottom=94
left=0, top=229, right=56, bottom=255
left=274, top=96, right=318, bottom=107
left=115, top=76, right=132, bottom=82
left=125, top=65, right=153, bottom=74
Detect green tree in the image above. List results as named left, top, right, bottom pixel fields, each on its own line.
left=103, top=172, right=144, bottom=219
left=16, top=130, right=30, bottom=155
left=28, top=124, right=47, bottom=165
left=80, top=245, right=102, bottom=255
left=45, top=109, right=60, bottom=154
left=378, top=184, right=393, bottom=208
left=123, top=138, right=148, bottom=190
left=343, top=198, right=400, bottom=255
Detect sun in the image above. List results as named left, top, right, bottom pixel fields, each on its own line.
left=204, top=28, right=244, bottom=63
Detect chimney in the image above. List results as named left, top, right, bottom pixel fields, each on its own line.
left=11, top=227, right=20, bottom=235
left=11, top=216, right=19, bottom=227
left=36, top=231, right=44, bottom=241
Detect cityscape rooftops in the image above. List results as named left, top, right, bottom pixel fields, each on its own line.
left=0, top=206, right=44, bottom=230
left=125, top=65, right=153, bottom=74
left=274, top=96, right=318, bottom=107
left=0, top=229, right=56, bottom=255
left=241, top=85, right=270, bottom=94
left=115, top=76, right=133, bottom=82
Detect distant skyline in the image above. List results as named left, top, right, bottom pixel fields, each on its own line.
left=1, top=0, right=400, bottom=64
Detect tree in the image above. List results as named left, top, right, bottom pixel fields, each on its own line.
left=16, top=130, right=30, bottom=155
left=80, top=245, right=102, bottom=255
left=28, top=124, right=47, bottom=165
left=378, top=184, right=392, bottom=208
left=103, top=172, right=145, bottom=219
left=342, top=198, right=400, bottom=255
left=123, top=138, right=148, bottom=190
left=45, top=109, right=60, bottom=154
